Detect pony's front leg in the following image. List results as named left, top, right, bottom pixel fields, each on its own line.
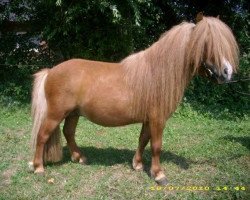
left=149, top=120, right=167, bottom=185
left=133, top=122, right=150, bottom=171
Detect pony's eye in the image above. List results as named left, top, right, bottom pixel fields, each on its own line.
left=207, top=68, right=213, bottom=76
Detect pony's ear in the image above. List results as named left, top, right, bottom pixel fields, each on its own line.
left=196, top=12, right=204, bottom=23
left=216, top=15, right=220, bottom=19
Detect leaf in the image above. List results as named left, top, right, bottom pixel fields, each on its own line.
left=48, top=178, right=55, bottom=184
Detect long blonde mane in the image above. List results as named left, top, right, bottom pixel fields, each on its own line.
left=188, top=17, right=239, bottom=74
left=121, top=16, right=239, bottom=121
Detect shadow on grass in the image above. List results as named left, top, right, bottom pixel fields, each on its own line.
left=222, top=135, right=250, bottom=150
left=60, top=146, right=189, bottom=170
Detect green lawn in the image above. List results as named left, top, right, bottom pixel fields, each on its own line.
left=0, top=103, right=249, bottom=200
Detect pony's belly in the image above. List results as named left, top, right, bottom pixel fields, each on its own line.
left=79, top=106, right=136, bottom=127
left=77, top=89, right=137, bottom=127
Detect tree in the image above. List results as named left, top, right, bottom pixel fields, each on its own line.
left=0, top=0, right=249, bottom=104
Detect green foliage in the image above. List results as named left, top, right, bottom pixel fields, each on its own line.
left=35, top=0, right=142, bottom=61
left=0, top=0, right=249, bottom=109
left=184, top=54, right=249, bottom=120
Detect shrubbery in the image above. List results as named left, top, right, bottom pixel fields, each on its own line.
left=0, top=1, right=249, bottom=113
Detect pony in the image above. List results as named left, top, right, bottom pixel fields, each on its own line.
left=29, top=13, right=239, bottom=185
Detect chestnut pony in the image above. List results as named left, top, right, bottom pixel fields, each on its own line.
left=29, top=14, right=239, bottom=185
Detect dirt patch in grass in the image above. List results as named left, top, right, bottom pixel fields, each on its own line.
left=0, top=168, right=16, bottom=190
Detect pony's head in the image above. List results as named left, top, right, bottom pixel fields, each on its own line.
left=188, top=13, right=239, bottom=83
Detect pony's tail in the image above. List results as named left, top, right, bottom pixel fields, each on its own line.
left=31, top=69, right=62, bottom=163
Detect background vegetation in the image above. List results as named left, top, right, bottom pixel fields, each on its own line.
left=0, top=0, right=249, bottom=107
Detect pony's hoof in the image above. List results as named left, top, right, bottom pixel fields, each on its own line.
left=34, top=167, right=45, bottom=175
left=71, top=156, right=87, bottom=165
left=133, top=163, right=143, bottom=171
left=132, top=156, right=143, bottom=171
left=152, top=171, right=168, bottom=186
left=28, top=161, right=34, bottom=172
left=34, top=170, right=45, bottom=175
left=79, top=157, right=87, bottom=165
left=29, top=161, right=45, bottom=175
left=155, top=177, right=168, bottom=186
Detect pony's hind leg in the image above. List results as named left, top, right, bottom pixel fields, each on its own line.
left=133, top=122, right=150, bottom=171
left=63, top=114, right=86, bottom=164
left=32, top=117, right=62, bottom=174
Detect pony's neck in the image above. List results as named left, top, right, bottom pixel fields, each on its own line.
left=144, top=22, right=196, bottom=86
left=121, top=22, right=196, bottom=120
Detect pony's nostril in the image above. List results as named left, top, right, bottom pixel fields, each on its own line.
left=224, top=68, right=228, bottom=75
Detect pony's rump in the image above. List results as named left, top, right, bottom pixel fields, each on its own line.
left=31, top=69, right=62, bottom=162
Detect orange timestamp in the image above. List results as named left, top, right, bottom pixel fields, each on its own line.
left=149, top=185, right=247, bottom=191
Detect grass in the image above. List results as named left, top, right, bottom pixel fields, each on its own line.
left=0, top=102, right=249, bottom=200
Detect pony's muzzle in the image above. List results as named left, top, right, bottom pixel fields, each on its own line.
left=202, top=60, right=234, bottom=84
left=221, top=58, right=233, bottom=82
left=217, top=66, right=233, bottom=84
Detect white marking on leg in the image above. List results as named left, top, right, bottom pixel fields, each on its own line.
left=155, top=171, right=166, bottom=181
left=132, top=155, right=143, bottom=171
left=71, top=155, right=77, bottom=162
left=28, top=161, right=34, bottom=172
left=79, top=157, right=86, bottom=164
